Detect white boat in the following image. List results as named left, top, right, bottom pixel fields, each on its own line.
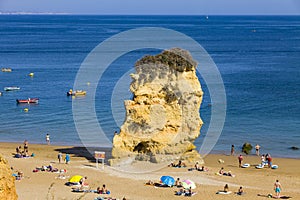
left=4, top=86, right=20, bottom=91
left=1, top=68, right=12, bottom=72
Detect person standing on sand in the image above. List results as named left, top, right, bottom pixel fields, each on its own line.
left=46, top=134, right=50, bottom=145
left=238, top=154, right=243, bottom=168
left=255, top=144, right=260, bottom=156
left=24, top=140, right=28, bottom=152
left=274, top=180, right=282, bottom=198
left=58, top=152, right=63, bottom=163
left=65, top=153, right=70, bottom=164
left=231, top=145, right=235, bottom=155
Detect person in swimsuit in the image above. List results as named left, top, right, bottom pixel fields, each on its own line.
left=255, top=144, right=260, bottom=156
left=46, top=134, right=50, bottom=145
left=24, top=140, right=28, bottom=152
left=238, top=155, right=243, bottom=168
left=274, top=180, right=282, bottom=199
left=237, top=186, right=244, bottom=195
left=231, top=145, right=235, bottom=156
left=224, top=184, right=229, bottom=193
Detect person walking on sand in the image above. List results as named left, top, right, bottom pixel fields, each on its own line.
left=231, top=145, right=235, bottom=156
left=255, top=144, right=260, bottom=156
left=238, top=154, right=243, bottom=168
left=46, top=133, right=50, bottom=145
left=274, top=180, right=282, bottom=198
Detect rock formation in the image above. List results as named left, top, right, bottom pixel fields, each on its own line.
left=0, top=154, right=18, bottom=200
left=111, top=48, right=203, bottom=165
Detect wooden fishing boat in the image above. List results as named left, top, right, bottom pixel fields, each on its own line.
left=67, top=89, right=86, bottom=96
left=16, top=98, right=39, bottom=104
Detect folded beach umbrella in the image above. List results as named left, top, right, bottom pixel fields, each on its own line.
left=69, top=175, right=83, bottom=183
left=181, top=179, right=196, bottom=189
left=160, top=176, right=175, bottom=187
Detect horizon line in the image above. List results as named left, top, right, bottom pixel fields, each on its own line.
left=0, top=11, right=300, bottom=16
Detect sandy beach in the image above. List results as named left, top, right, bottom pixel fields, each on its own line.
left=1, top=142, right=299, bottom=200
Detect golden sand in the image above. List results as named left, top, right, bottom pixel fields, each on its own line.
left=1, top=142, right=299, bottom=200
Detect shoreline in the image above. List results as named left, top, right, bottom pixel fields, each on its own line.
left=1, top=142, right=300, bottom=199
left=1, top=141, right=299, bottom=160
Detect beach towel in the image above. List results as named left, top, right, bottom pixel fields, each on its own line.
left=216, top=191, right=232, bottom=194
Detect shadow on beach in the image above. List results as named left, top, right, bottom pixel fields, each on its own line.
left=54, top=146, right=112, bottom=163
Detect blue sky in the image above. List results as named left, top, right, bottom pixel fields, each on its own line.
left=0, top=0, right=299, bottom=15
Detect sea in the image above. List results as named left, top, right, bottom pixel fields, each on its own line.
left=0, top=15, right=299, bottom=158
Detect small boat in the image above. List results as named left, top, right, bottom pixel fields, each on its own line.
left=1, top=68, right=12, bottom=72
left=67, top=89, right=86, bottom=96
left=28, top=72, right=34, bottom=77
left=4, top=86, right=20, bottom=91
left=16, top=98, right=39, bottom=104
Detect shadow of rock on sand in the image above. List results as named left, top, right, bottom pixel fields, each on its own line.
left=54, top=147, right=112, bottom=163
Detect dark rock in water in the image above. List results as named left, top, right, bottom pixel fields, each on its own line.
left=290, top=146, right=299, bottom=150
left=242, top=143, right=253, bottom=155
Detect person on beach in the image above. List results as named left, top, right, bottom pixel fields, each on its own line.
left=176, top=160, right=186, bottom=168
left=65, top=154, right=70, bottom=164
left=199, top=166, right=207, bottom=172
left=219, top=167, right=225, bottom=175
left=238, top=155, right=243, bottom=168
left=224, top=184, right=229, bottom=193
left=175, top=188, right=184, bottom=195
left=175, top=178, right=181, bottom=187
left=97, top=184, right=108, bottom=194
left=185, top=186, right=192, bottom=196
left=274, top=180, right=282, bottom=198
left=57, top=152, right=63, bottom=163
left=237, top=186, right=244, bottom=195
left=79, top=176, right=88, bottom=186
left=231, top=145, right=235, bottom=156
left=24, top=140, right=28, bottom=152
left=194, top=162, right=200, bottom=170
left=46, top=134, right=50, bottom=145
left=16, top=146, right=21, bottom=154
left=145, top=180, right=154, bottom=185
left=267, top=154, right=272, bottom=168
left=255, top=144, right=260, bottom=156
left=168, top=162, right=175, bottom=167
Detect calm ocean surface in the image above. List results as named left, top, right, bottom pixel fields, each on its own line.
left=0, top=15, right=299, bottom=158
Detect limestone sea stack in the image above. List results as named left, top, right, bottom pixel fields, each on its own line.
left=111, top=48, right=203, bottom=165
left=0, top=154, right=18, bottom=200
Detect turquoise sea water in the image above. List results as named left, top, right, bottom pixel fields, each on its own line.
left=0, top=15, right=299, bottom=158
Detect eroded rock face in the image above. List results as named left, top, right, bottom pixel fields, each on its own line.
left=111, top=48, right=203, bottom=164
left=0, top=155, right=18, bottom=200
